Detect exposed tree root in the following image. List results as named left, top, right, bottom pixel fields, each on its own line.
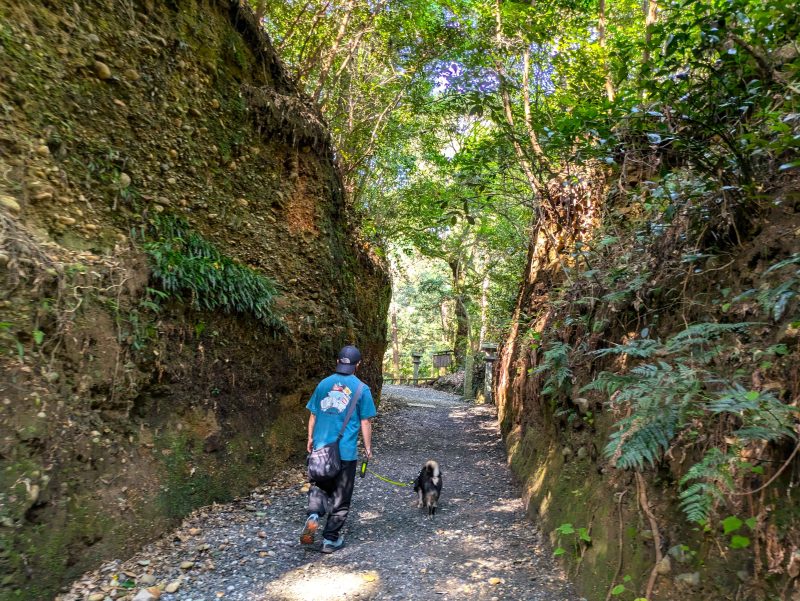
left=605, top=488, right=628, bottom=601
left=636, top=472, right=663, bottom=601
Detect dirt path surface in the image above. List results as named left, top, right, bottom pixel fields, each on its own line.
left=61, top=386, right=580, bottom=601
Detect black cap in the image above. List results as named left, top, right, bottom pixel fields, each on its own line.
left=335, top=345, right=362, bottom=374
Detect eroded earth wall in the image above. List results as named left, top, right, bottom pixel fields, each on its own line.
left=495, top=163, right=800, bottom=600
left=0, top=1, right=390, bottom=597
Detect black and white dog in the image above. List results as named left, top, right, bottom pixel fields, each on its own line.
left=414, top=460, right=443, bottom=517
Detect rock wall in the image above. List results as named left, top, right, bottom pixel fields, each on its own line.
left=495, top=165, right=800, bottom=599
left=0, top=1, right=390, bottom=598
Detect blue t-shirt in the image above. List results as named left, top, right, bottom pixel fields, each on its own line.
left=306, top=373, right=376, bottom=461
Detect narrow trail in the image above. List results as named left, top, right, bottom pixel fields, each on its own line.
left=62, top=386, right=580, bottom=601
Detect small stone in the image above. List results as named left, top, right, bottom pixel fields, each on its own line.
left=94, top=61, right=112, bottom=80
left=44, top=371, right=59, bottom=383
left=675, top=572, right=700, bottom=587
left=119, top=173, right=132, bottom=188
left=138, top=574, right=156, bottom=585
left=210, top=98, right=220, bottom=109
left=124, top=68, right=140, bottom=81
left=35, top=145, right=51, bottom=156
left=788, top=550, right=800, bottom=578
left=656, top=555, right=671, bottom=575
left=87, top=33, right=100, bottom=44
left=168, top=149, right=178, bottom=159
left=57, top=215, right=77, bottom=225
left=668, top=544, right=688, bottom=563
left=188, top=528, right=201, bottom=536
left=137, top=559, right=151, bottom=566
left=164, top=580, right=181, bottom=593
left=574, top=397, right=590, bottom=414
left=561, top=447, right=573, bottom=459
left=0, top=253, right=9, bottom=267
left=88, top=594, right=105, bottom=601
left=27, top=484, right=39, bottom=503
left=576, top=446, right=588, bottom=460
left=167, top=177, right=176, bottom=185
left=33, top=191, right=53, bottom=201
left=640, top=529, right=654, bottom=541
left=0, top=195, right=21, bottom=214
left=488, top=577, right=502, bottom=586
left=237, top=198, right=249, bottom=207
left=736, top=570, right=749, bottom=582
left=180, top=561, right=194, bottom=569
left=132, top=588, right=161, bottom=601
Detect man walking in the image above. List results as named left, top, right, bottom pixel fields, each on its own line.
left=300, top=345, right=376, bottom=553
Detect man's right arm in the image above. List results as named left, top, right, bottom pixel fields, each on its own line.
left=307, top=413, right=316, bottom=452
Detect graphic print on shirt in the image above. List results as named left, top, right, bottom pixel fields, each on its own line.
left=320, top=384, right=352, bottom=413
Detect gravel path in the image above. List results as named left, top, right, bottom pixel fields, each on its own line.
left=61, top=386, right=580, bottom=601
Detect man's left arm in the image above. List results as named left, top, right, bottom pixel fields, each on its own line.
left=358, top=385, right=377, bottom=459
left=360, top=418, right=372, bottom=459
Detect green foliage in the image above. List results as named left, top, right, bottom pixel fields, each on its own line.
left=721, top=515, right=743, bottom=535
left=588, top=320, right=797, bottom=521
left=143, top=216, right=283, bottom=330
left=533, top=341, right=574, bottom=399
left=552, top=522, right=591, bottom=558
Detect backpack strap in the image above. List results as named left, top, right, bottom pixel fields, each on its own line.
left=335, top=383, right=365, bottom=442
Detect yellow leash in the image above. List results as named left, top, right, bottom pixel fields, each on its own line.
left=360, top=460, right=413, bottom=487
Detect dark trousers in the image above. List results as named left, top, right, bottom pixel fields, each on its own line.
left=307, top=460, right=357, bottom=541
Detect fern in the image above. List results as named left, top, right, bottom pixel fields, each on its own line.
left=664, top=322, right=753, bottom=352
left=593, top=322, right=752, bottom=361
left=606, top=409, right=680, bottom=470
left=144, top=215, right=284, bottom=330
left=587, top=360, right=703, bottom=469
left=679, top=448, right=733, bottom=523
left=756, top=253, right=800, bottom=321
left=593, top=337, right=662, bottom=358
left=533, top=341, right=573, bottom=397
left=710, top=385, right=799, bottom=442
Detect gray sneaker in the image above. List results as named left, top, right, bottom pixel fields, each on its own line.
left=320, top=536, right=344, bottom=554
left=300, top=513, right=319, bottom=545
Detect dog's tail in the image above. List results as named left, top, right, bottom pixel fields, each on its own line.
left=425, top=460, right=440, bottom=486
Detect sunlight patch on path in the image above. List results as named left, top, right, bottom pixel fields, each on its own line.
left=261, top=565, right=380, bottom=600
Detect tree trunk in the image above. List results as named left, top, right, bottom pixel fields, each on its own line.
left=642, top=0, right=658, bottom=66
left=479, top=272, right=489, bottom=348
left=312, top=0, right=356, bottom=104
left=599, top=0, right=616, bottom=102
left=440, top=301, right=451, bottom=349
left=390, top=305, right=400, bottom=379
left=449, top=259, right=470, bottom=366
